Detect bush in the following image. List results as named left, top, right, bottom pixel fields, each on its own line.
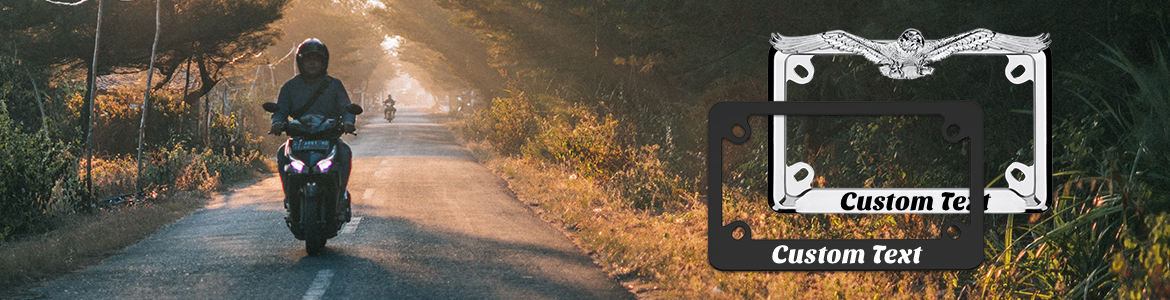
left=87, top=155, right=139, bottom=200
left=964, top=41, right=1170, bottom=299
left=465, top=92, right=539, bottom=156
left=610, top=145, right=684, bottom=209
left=525, top=107, right=631, bottom=180
left=0, top=102, right=80, bottom=242
left=141, top=145, right=266, bottom=194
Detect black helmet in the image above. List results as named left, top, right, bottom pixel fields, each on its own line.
left=296, top=38, right=329, bottom=72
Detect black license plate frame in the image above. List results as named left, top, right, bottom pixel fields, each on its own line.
left=708, top=101, right=985, bottom=271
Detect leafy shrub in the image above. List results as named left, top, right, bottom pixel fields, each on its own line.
left=610, top=145, right=685, bottom=209
left=526, top=108, right=631, bottom=180
left=965, top=41, right=1170, bottom=299
left=466, top=92, right=538, bottom=156
left=0, top=102, right=79, bottom=242
left=87, top=155, right=139, bottom=199
left=140, top=145, right=266, bottom=194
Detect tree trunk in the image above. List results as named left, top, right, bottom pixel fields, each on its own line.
left=84, top=0, right=105, bottom=200
left=137, top=0, right=161, bottom=194
left=180, top=57, right=220, bottom=147
left=81, top=67, right=93, bottom=146
left=176, top=59, right=190, bottom=138
left=183, top=57, right=220, bottom=107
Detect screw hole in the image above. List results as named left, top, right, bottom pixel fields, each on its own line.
left=947, top=225, right=961, bottom=239
left=732, top=125, right=745, bottom=138
left=1012, top=168, right=1026, bottom=181
left=794, top=65, right=809, bottom=78
left=732, top=226, right=746, bottom=240
left=794, top=169, right=809, bottom=181
left=946, top=124, right=960, bottom=138
left=1010, top=65, right=1025, bottom=78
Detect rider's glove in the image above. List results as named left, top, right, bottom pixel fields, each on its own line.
left=342, top=122, right=356, bottom=133
left=269, top=122, right=285, bottom=135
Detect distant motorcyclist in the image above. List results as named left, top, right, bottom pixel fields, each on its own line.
left=383, top=94, right=397, bottom=122
left=269, top=38, right=356, bottom=203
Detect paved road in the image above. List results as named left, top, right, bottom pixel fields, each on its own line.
left=30, top=108, right=633, bottom=299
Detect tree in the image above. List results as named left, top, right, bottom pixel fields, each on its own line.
left=265, top=0, right=393, bottom=98
left=3, top=0, right=291, bottom=136
left=374, top=0, right=503, bottom=102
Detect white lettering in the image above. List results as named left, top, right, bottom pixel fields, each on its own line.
left=772, top=245, right=788, bottom=264
left=826, top=249, right=841, bottom=264
left=772, top=245, right=867, bottom=265
left=872, top=245, right=887, bottom=264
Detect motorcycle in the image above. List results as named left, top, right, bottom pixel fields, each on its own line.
left=262, top=102, right=363, bottom=255
left=383, top=103, right=396, bottom=122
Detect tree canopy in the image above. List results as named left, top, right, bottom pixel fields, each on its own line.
left=2, top=0, right=289, bottom=108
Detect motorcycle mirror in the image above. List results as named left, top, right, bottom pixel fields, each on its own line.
left=262, top=102, right=279, bottom=113
left=345, top=103, right=364, bottom=115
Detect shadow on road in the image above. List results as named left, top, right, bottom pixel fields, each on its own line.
left=302, top=212, right=630, bottom=300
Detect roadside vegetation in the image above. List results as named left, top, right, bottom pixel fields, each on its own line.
left=3, top=0, right=1169, bottom=298
left=0, top=0, right=396, bottom=294
left=386, top=0, right=1170, bottom=298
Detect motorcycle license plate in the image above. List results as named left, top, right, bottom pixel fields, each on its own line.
left=290, top=140, right=330, bottom=151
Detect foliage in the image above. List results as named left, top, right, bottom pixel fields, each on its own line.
left=3, top=0, right=289, bottom=87
left=525, top=105, right=628, bottom=180
left=2, top=0, right=291, bottom=141
left=422, top=0, right=1170, bottom=298
left=140, top=145, right=266, bottom=193
left=0, top=0, right=285, bottom=238
left=464, top=90, right=538, bottom=156
left=962, top=39, right=1170, bottom=299
left=373, top=0, right=503, bottom=101
left=267, top=0, right=394, bottom=94
left=0, top=52, right=85, bottom=140
left=0, top=102, right=80, bottom=242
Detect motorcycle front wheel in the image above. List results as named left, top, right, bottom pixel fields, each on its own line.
left=302, top=199, right=327, bottom=256
left=306, top=237, right=326, bottom=256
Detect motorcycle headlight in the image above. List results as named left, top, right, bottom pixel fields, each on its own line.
left=316, top=149, right=337, bottom=172
left=316, top=158, right=333, bottom=172
left=288, top=159, right=306, bottom=173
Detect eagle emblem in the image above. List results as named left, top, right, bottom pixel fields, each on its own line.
left=771, top=28, right=1050, bottom=79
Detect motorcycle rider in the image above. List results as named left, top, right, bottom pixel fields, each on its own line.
left=269, top=38, right=356, bottom=207
left=383, top=94, right=396, bottom=119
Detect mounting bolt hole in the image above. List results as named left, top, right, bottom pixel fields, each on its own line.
left=946, top=124, right=961, bottom=138
left=732, top=226, right=746, bottom=240
left=732, top=125, right=745, bottom=138
left=1010, top=65, right=1025, bottom=78
left=1011, top=168, right=1026, bottom=181
left=794, top=65, right=809, bottom=78
left=794, top=169, right=809, bottom=181
left=947, top=225, right=961, bottom=239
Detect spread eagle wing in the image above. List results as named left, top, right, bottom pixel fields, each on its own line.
left=771, top=30, right=892, bottom=65
left=922, top=28, right=1051, bottom=63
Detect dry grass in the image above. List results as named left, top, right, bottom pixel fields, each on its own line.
left=0, top=149, right=270, bottom=297
left=466, top=139, right=960, bottom=299
left=0, top=191, right=205, bottom=298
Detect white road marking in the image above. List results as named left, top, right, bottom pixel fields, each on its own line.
left=302, top=269, right=335, bottom=300
left=341, top=217, right=363, bottom=235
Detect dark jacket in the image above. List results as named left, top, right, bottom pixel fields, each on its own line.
left=272, top=75, right=355, bottom=124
